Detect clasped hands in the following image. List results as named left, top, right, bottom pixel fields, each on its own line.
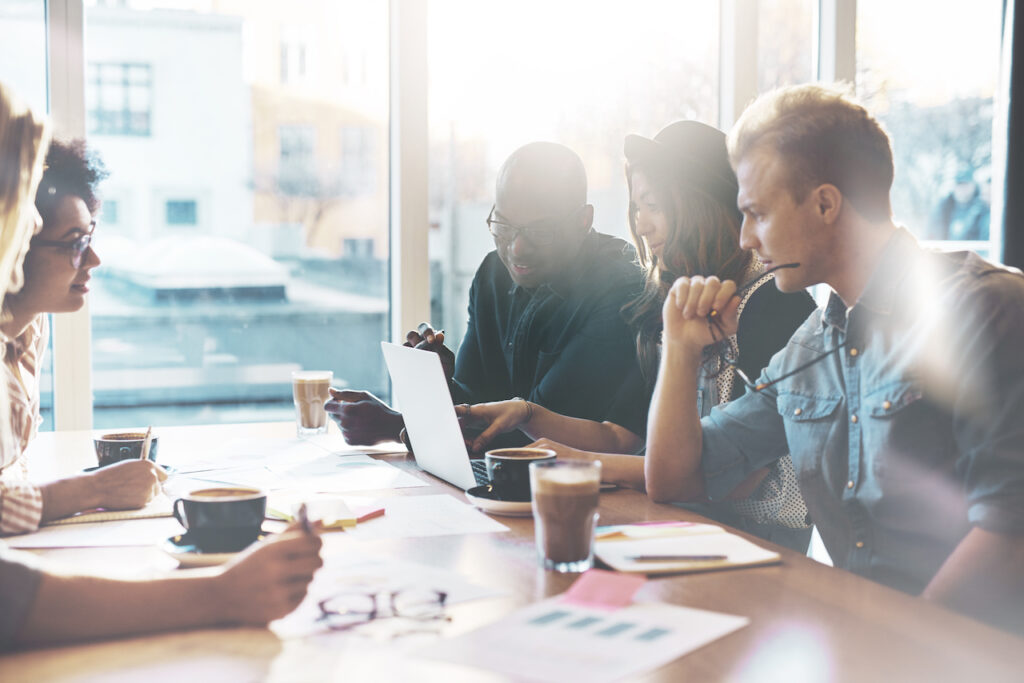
left=662, top=275, right=741, bottom=355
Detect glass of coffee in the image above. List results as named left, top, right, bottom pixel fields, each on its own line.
left=529, top=459, right=602, bottom=573
left=292, top=370, right=333, bottom=437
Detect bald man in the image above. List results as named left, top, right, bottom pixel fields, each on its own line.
left=327, top=142, right=648, bottom=450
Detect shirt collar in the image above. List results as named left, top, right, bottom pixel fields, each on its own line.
left=506, top=229, right=596, bottom=299
left=821, top=227, right=920, bottom=331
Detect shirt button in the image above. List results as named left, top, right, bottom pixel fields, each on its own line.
left=855, top=541, right=865, bottom=549
left=882, top=400, right=892, bottom=410
left=793, top=408, right=803, bottom=416
left=849, top=348, right=859, bottom=357
left=847, top=480, right=854, bottom=489
left=851, top=415, right=858, bottom=424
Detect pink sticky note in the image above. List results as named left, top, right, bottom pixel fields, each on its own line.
left=561, top=569, right=646, bottom=610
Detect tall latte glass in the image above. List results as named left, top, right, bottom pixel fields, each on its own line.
left=291, top=370, right=333, bottom=437
left=530, top=460, right=601, bottom=573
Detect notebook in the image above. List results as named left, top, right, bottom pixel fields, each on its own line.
left=594, top=521, right=781, bottom=575
left=42, top=494, right=174, bottom=527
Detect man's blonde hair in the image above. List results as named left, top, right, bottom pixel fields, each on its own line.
left=727, top=83, right=894, bottom=222
left=0, top=81, right=50, bottom=302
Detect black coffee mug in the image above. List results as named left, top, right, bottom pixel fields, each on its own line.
left=93, top=432, right=159, bottom=468
left=172, top=487, right=267, bottom=552
left=485, top=448, right=556, bottom=501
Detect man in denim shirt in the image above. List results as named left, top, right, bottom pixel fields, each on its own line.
left=645, top=84, right=1024, bottom=632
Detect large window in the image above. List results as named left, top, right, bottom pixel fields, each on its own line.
left=758, top=0, right=814, bottom=90
left=856, top=0, right=1001, bottom=256
left=83, top=0, right=390, bottom=428
left=87, top=63, right=153, bottom=136
left=427, top=0, right=720, bottom=352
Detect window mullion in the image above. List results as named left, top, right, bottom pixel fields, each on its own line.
left=47, top=0, right=94, bottom=431
left=388, top=0, right=430, bottom=342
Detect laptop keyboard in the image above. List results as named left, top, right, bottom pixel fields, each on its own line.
left=470, top=459, right=489, bottom=486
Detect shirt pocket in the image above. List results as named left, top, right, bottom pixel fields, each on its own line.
left=777, top=392, right=844, bottom=482
left=866, top=380, right=955, bottom=483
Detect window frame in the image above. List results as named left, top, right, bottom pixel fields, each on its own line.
left=41, top=0, right=857, bottom=430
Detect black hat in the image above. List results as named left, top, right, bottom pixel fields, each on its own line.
left=624, top=120, right=740, bottom=219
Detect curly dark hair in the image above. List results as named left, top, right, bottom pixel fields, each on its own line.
left=34, top=138, right=108, bottom=224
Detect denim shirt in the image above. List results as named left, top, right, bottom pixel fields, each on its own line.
left=700, top=228, right=1024, bottom=595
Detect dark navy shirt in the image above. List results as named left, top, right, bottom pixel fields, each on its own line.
left=452, top=230, right=648, bottom=438
left=701, top=228, right=1024, bottom=594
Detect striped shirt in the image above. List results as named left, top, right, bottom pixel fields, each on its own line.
left=0, top=315, right=47, bottom=535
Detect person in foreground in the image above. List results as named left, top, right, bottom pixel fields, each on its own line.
left=326, top=142, right=648, bottom=451
left=0, top=82, right=322, bottom=649
left=650, top=84, right=1024, bottom=632
left=456, top=122, right=816, bottom=550
left=0, top=139, right=165, bottom=535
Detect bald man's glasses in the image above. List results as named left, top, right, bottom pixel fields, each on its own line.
left=486, top=205, right=583, bottom=246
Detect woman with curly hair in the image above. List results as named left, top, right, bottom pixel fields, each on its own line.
left=0, top=84, right=321, bottom=649
left=0, top=137, right=167, bottom=535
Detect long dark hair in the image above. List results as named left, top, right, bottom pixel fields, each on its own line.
left=621, top=162, right=751, bottom=385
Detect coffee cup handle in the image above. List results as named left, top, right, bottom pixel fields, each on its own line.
left=172, top=498, right=187, bottom=529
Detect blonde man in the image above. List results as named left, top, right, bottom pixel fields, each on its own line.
left=644, top=83, right=1024, bottom=633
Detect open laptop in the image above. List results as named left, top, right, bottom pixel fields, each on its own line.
left=381, top=342, right=489, bottom=490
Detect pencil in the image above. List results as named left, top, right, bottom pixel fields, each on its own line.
left=139, top=426, right=153, bottom=461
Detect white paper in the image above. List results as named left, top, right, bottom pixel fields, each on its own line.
left=266, top=454, right=427, bottom=492
left=272, top=549, right=506, bottom=639
left=341, top=495, right=508, bottom=540
left=6, top=517, right=184, bottom=548
left=167, top=436, right=407, bottom=474
left=595, top=526, right=780, bottom=574
left=419, top=598, right=749, bottom=682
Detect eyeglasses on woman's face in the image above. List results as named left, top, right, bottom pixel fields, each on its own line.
left=31, top=221, right=96, bottom=269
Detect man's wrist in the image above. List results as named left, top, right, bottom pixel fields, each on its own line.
left=513, top=397, right=534, bottom=426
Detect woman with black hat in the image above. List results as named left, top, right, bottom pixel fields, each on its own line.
left=458, top=121, right=816, bottom=550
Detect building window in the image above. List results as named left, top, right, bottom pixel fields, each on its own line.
left=280, top=25, right=310, bottom=84
left=278, top=125, right=316, bottom=195
left=166, top=199, right=197, bottom=226
left=343, top=237, right=374, bottom=258
left=102, top=199, right=119, bottom=225
left=339, top=125, right=377, bottom=196
left=87, top=62, right=152, bottom=136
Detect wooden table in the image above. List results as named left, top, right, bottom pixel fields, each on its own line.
left=2, top=422, right=1021, bottom=682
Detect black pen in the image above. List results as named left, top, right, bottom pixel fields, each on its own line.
left=297, top=502, right=313, bottom=535
left=627, top=554, right=727, bottom=562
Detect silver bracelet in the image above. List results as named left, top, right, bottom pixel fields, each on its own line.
left=512, top=397, right=533, bottom=424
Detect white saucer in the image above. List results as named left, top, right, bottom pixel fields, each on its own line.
left=465, top=485, right=533, bottom=517
left=161, top=532, right=268, bottom=568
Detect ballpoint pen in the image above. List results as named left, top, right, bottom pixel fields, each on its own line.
left=297, top=502, right=314, bottom=535
left=626, top=554, right=727, bottom=562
